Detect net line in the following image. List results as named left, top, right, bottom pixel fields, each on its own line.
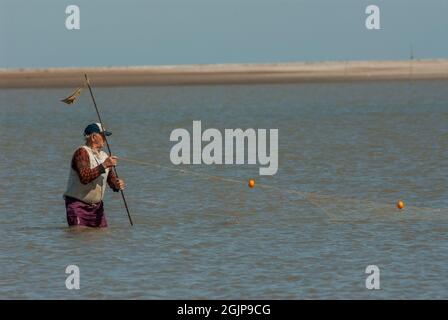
left=120, top=157, right=447, bottom=223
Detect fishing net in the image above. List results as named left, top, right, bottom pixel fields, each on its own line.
left=120, top=157, right=447, bottom=223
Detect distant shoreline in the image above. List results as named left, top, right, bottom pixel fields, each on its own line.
left=1, top=59, right=448, bottom=88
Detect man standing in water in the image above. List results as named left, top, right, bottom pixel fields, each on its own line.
left=64, top=123, right=125, bottom=228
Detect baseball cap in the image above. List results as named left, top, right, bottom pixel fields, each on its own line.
left=84, top=123, right=112, bottom=137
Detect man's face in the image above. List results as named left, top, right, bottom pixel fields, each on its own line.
left=93, top=133, right=105, bottom=148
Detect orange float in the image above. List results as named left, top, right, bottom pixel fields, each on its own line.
left=248, top=179, right=255, bottom=188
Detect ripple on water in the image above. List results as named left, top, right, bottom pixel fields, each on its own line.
left=1, top=83, right=448, bottom=298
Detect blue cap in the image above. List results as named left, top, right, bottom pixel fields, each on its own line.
left=84, top=123, right=112, bottom=136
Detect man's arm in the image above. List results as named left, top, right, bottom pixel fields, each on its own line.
left=72, top=148, right=106, bottom=185
left=107, top=169, right=121, bottom=192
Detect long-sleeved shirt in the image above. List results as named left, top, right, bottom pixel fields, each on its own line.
left=71, top=147, right=120, bottom=192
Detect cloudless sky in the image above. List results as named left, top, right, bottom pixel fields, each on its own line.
left=0, top=0, right=447, bottom=68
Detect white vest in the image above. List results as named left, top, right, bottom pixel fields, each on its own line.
left=64, top=146, right=110, bottom=204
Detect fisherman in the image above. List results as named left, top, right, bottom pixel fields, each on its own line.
left=63, top=123, right=125, bottom=228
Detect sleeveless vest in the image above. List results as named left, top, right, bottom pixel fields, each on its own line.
left=64, top=146, right=110, bottom=204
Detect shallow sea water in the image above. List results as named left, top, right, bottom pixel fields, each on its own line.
left=0, top=81, right=447, bottom=299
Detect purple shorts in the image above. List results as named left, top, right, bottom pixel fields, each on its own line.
left=65, top=196, right=108, bottom=228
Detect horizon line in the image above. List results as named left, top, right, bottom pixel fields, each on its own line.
left=2, top=58, right=448, bottom=73
left=1, top=59, right=448, bottom=88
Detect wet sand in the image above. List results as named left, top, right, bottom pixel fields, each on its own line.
left=1, top=59, right=448, bottom=88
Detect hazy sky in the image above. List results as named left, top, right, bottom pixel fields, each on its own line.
left=0, top=0, right=447, bottom=68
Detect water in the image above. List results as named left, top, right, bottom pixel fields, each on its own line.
left=0, top=81, right=447, bottom=299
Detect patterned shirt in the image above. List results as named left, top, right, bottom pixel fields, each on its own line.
left=71, top=147, right=120, bottom=192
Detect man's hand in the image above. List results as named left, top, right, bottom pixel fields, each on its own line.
left=116, top=179, right=125, bottom=190
left=103, top=156, right=118, bottom=168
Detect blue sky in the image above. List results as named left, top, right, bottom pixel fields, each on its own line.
left=0, top=0, right=447, bottom=68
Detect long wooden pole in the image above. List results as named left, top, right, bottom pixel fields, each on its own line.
left=84, top=74, right=134, bottom=226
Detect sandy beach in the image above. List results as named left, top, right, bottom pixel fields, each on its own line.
left=1, top=59, right=448, bottom=88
